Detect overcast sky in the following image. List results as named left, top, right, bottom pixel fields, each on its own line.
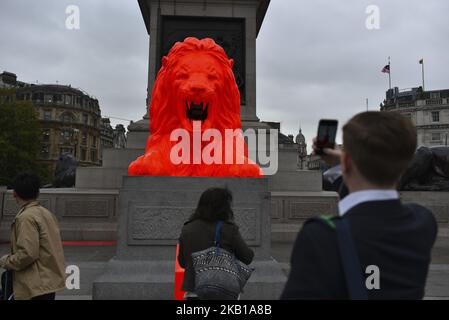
left=1, top=0, right=448, bottom=151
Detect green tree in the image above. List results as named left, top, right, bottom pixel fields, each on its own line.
left=0, top=88, right=50, bottom=187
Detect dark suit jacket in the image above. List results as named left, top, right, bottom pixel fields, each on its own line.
left=281, top=200, right=437, bottom=299
left=178, top=219, right=254, bottom=292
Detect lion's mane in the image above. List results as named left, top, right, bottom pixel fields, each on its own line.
left=150, top=37, right=240, bottom=136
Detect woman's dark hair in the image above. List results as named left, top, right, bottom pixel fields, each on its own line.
left=13, top=172, right=41, bottom=201
left=189, top=188, right=234, bottom=222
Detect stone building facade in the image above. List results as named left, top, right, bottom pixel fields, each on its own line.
left=381, top=87, right=449, bottom=147
left=100, top=118, right=114, bottom=163
left=1, top=71, right=124, bottom=175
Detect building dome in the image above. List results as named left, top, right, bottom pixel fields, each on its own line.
left=295, top=128, right=306, bottom=146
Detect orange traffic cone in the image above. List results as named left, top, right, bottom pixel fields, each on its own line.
left=174, top=244, right=186, bottom=300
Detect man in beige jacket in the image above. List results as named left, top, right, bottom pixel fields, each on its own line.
left=0, top=173, right=66, bottom=300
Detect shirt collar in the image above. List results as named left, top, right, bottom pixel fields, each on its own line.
left=338, top=189, right=399, bottom=216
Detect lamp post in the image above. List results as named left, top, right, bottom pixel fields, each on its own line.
left=72, top=128, right=80, bottom=158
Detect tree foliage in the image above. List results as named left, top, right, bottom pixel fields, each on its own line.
left=0, top=88, right=50, bottom=187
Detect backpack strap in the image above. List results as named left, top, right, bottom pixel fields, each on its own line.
left=311, top=215, right=368, bottom=300
left=318, top=214, right=336, bottom=229
left=333, top=218, right=368, bottom=300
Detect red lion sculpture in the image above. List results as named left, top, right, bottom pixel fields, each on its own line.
left=128, top=37, right=263, bottom=177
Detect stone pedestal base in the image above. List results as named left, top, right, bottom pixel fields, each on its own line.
left=0, top=188, right=118, bottom=242
left=93, top=259, right=285, bottom=300
left=92, top=176, right=286, bottom=300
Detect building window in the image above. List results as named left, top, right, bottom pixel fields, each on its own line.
left=431, top=133, right=441, bottom=141
left=32, top=92, right=44, bottom=101
left=61, top=130, right=72, bottom=142
left=83, top=113, right=88, bottom=125
left=41, top=145, right=50, bottom=159
left=92, top=136, right=97, bottom=147
left=42, top=129, right=50, bottom=142
left=43, top=110, right=52, bottom=120
left=91, top=150, right=97, bottom=162
left=54, top=94, right=63, bottom=103
left=60, top=147, right=73, bottom=155
left=80, top=148, right=87, bottom=161
left=430, top=92, right=440, bottom=99
left=60, top=112, right=75, bottom=123
left=81, top=132, right=87, bottom=145
left=93, top=118, right=97, bottom=128
left=431, top=111, right=440, bottom=122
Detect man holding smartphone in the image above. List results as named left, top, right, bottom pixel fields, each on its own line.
left=281, top=111, right=437, bottom=299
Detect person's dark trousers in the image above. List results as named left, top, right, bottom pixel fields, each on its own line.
left=31, top=292, right=56, bottom=300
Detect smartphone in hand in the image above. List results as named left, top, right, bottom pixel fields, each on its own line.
left=316, top=119, right=338, bottom=155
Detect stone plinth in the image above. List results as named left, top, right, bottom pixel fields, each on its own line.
left=93, top=176, right=286, bottom=300
left=76, top=148, right=144, bottom=189
left=269, top=171, right=322, bottom=192
left=270, top=191, right=339, bottom=243
left=400, top=191, right=449, bottom=227
left=0, top=189, right=118, bottom=241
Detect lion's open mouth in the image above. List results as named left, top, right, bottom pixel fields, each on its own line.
left=186, top=101, right=209, bottom=121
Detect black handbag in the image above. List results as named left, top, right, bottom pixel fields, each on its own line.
left=1, top=270, right=13, bottom=300
left=191, top=220, right=253, bottom=300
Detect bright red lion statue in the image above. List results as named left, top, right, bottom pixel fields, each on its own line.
left=128, top=37, right=263, bottom=177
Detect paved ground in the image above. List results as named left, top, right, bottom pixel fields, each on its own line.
left=1, top=232, right=448, bottom=300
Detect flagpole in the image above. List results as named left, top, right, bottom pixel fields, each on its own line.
left=388, top=56, right=391, bottom=90
left=421, top=59, right=425, bottom=91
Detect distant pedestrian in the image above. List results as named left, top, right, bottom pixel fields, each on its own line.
left=0, top=172, right=66, bottom=300
left=178, top=188, right=254, bottom=300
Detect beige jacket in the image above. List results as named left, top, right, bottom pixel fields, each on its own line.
left=0, top=201, right=66, bottom=300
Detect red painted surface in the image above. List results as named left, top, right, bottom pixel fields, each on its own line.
left=128, top=37, right=263, bottom=178
left=174, top=244, right=186, bottom=300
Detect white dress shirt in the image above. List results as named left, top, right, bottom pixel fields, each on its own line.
left=338, top=189, right=399, bottom=216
